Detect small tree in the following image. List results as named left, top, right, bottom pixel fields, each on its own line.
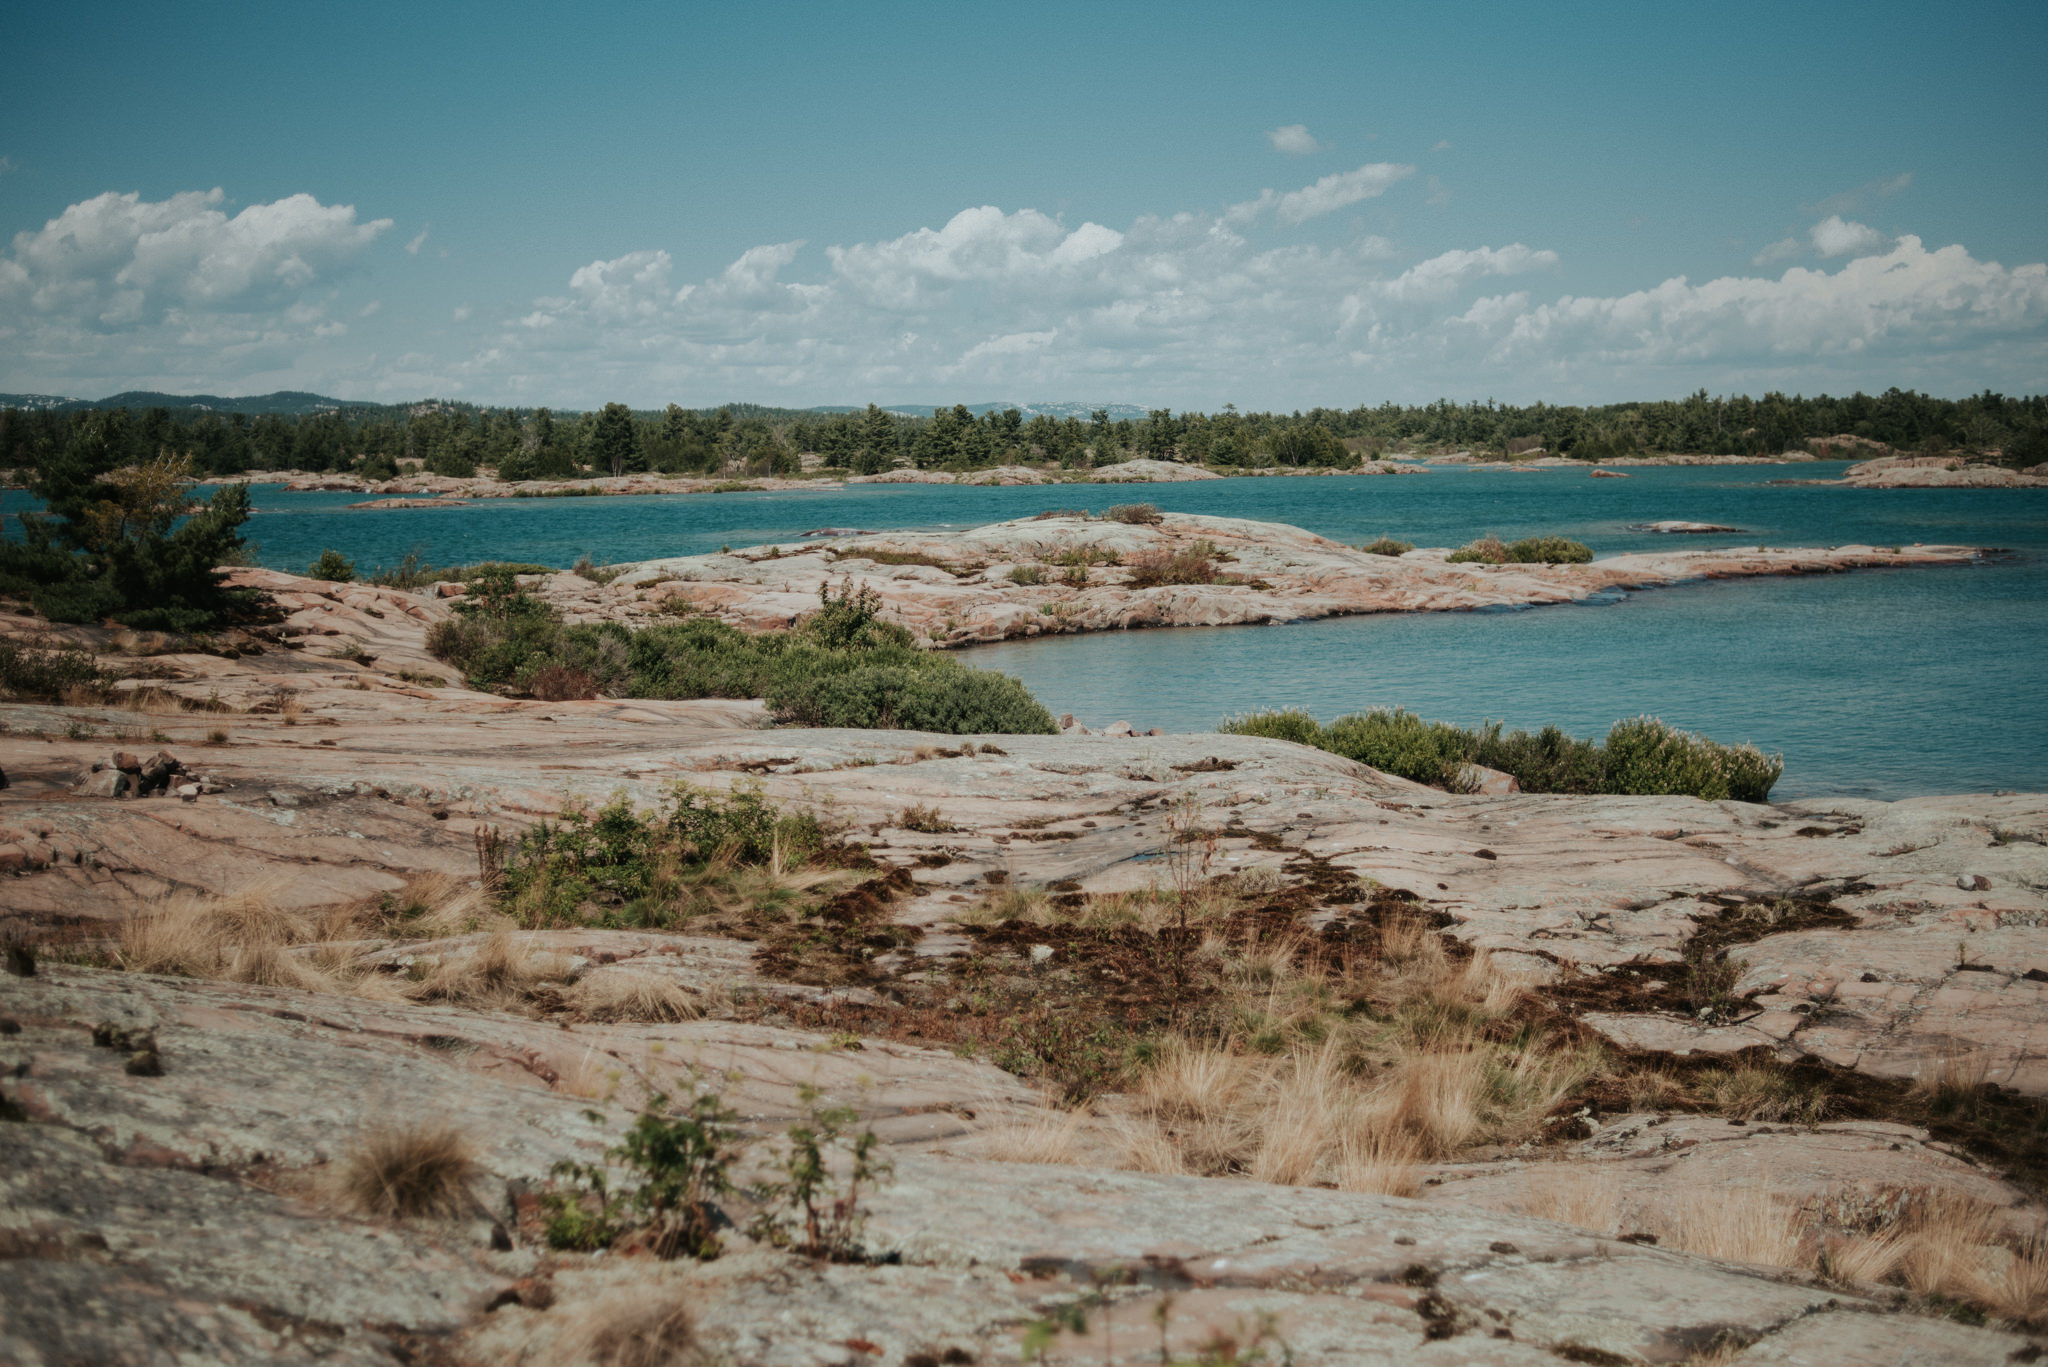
left=591, top=402, right=642, bottom=478
left=0, top=420, right=256, bottom=630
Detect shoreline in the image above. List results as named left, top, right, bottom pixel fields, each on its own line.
left=516, top=510, right=1990, bottom=648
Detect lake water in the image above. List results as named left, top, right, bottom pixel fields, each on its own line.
left=7, top=464, right=2044, bottom=799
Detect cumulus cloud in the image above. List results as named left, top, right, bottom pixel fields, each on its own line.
left=1265, top=124, right=1320, bottom=156
left=1810, top=214, right=1887, bottom=258
left=6, top=176, right=2045, bottom=406
left=1468, top=236, right=2048, bottom=375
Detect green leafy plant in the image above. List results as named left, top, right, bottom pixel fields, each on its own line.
left=0, top=634, right=110, bottom=702
left=747, top=1085, right=893, bottom=1261
left=544, top=1087, right=741, bottom=1259
left=308, top=549, right=355, bottom=582
left=1222, top=707, right=1780, bottom=801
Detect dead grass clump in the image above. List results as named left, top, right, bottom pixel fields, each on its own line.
left=1514, top=1166, right=1621, bottom=1234
left=1102, top=502, right=1164, bottom=525
left=1692, top=1063, right=1829, bottom=1125
left=407, top=932, right=574, bottom=1009
left=339, top=872, right=498, bottom=941
left=339, top=1122, right=476, bottom=1220
left=119, top=881, right=319, bottom=985
left=971, top=1108, right=1089, bottom=1165
left=1654, top=1187, right=1807, bottom=1270
left=1335, top=1130, right=1422, bottom=1197
left=572, top=972, right=701, bottom=1023
left=1125, top=541, right=1221, bottom=588
left=536, top=1286, right=704, bottom=1367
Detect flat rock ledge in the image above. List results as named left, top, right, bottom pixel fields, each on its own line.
left=512, top=511, right=1986, bottom=646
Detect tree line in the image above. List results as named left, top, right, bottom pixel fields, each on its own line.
left=3, top=387, right=2043, bottom=481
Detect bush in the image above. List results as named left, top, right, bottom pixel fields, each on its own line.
left=531, top=664, right=598, bottom=701
left=1446, top=534, right=1508, bottom=564
left=545, top=1089, right=740, bottom=1260
left=1102, top=503, right=1163, bottom=525
left=0, top=634, right=110, bottom=701
left=431, top=573, right=1057, bottom=734
left=1360, top=538, right=1414, bottom=557
left=1007, top=565, right=1045, bottom=585
left=308, top=549, right=355, bottom=582
left=1506, top=536, right=1593, bottom=564
left=1220, top=708, right=1781, bottom=801
left=1125, top=541, right=1221, bottom=588
left=1446, top=534, right=1595, bottom=565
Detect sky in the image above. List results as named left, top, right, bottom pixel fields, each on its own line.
left=1, top=0, right=2045, bottom=411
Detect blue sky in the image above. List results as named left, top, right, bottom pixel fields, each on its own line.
left=2, top=0, right=2044, bottom=408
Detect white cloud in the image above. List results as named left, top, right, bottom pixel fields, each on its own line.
left=1424, top=175, right=1453, bottom=208
left=358, top=299, right=382, bottom=317
left=1471, top=236, right=2048, bottom=375
left=1431, top=139, right=1453, bottom=153
left=5, top=178, right=2045, bottom=407
left=452, top=303, right=471, bottom=322
left=1752, top=236, right=1803, bottom=266
left=1811, top=214, right=1887, bottom=258
left=0, top=187, right=390, bottom=393
left=1265, top=124, right=1320, bottom=156
left=406, top=225, right=429, bottom=255
left=1226, top=163, right=1414, bottom=228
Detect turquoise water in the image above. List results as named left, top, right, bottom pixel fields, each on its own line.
left=7, top=464, right=2044, bottom=799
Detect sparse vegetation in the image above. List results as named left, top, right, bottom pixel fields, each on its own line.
left=339, top=1122, right=477, bottom=1220
left=425, top=572, right=1056, bottom=733
left=746, top=1084, right=892, bottom=1261
left=1125, top=541, right=1222, bottom=588
left=1221, top=706, right=1781, bottom=801
left=1446, top=533, right=1595, bottom=564
left=1359, top=538, right=1414, bottom=557
left=0, top=633, right=111, bottom=702
left=545, top=1088, right=741, bottom=1259
left=308, top=549, right=355, bottom=582
left=1103, top=502, right=1164, bottom=525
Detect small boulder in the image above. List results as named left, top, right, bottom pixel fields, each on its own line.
left=268, top=790, right=300, bottom=808
left=1959, top=874, right=1992, bottom=891
left=1458, top=763, right=1522, bottom=796
left=176, top=783, right=201, bottom=802
left=73, top=769, right=132, bottom=799
left=108, top=751, right=143, bottom=773
left=1104, top=721, right=1135, bottom=737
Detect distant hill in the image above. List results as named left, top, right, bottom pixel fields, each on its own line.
left=58, top=390, right=370, bottom=416
left=2, top=391, right=1155, bottom=421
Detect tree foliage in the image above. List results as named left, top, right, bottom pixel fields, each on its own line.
left=0, top=418, right=256, bottom=629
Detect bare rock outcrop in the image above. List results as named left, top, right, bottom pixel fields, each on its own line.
left=526, top=511, right=1987, bottom=646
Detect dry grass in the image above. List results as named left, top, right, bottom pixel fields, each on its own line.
left=338, top=1122, right=476, bottom=1220
left=407, top=931, right=575, bottom=1010
left=119, top=879, right=328, bottom=990
left=1115, top=914, right=1594, bottom=1188
left=970, top=1108, right=1090, bottom=1165
left=570, top=971, right=701, bottom=1023
left=1514, top=1166, right=1622, bottom=1234
left=529, top=1285, right=704, bottom=1367
left=1654, top=1187, right=1806, bottom=1269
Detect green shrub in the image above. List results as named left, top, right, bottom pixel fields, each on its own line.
left=1445, top=534, right=1508, bottom=564
left=1445, top=534, right=1594, bottom=565
left=1506, top=536, right=1593, bottom=564
left=746, top=1084, right=892, bottom=1261
left=1102, top=503, right=1163, bottom=525
left=1125, top=541, right=1221, bottom=588
left=1007, top=564, right=1045, bottom=585
left=1360, top=538, right=1414, bottom=557
left=1220, top=708, right=1780, bottom=801
left=0, top=634, right=109, bottom=701
left=430, top=573, right=1056, bottom=734
left=544, top=1088, right=740, bottom=1260
left=308, top=549, right=355, bottom=582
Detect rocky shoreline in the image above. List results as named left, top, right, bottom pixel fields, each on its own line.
left=516, top=511, right=1986, bottom=647
left=2, top=563, right=2044, bottom=1364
